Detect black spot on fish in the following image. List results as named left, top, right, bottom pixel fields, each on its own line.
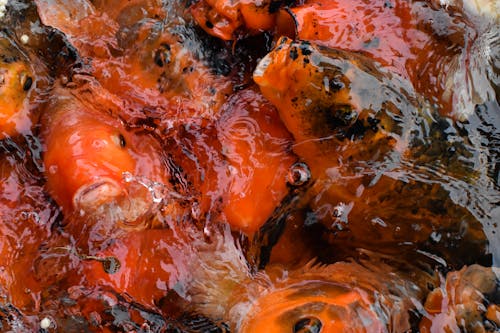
left=367, top=116, right=380, bottom=131
left=299, top=44, right=313, bottom=56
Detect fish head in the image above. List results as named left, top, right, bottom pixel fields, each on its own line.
left=44, top=106, right=133, bottom=209
left=236, top=261, right=423, bottom=333
left=42, top=90, right=168, bottom=229
left=253, top=36, right=416, bottom=152
left=237, top=281, right=390, bottom=333
left=0, top=34, right=37, bottom=139
left=239, top=280, right=384, bottom=333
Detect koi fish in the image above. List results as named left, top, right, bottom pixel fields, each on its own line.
left=238, top=262, right=499, bottom=333
left=253, top=37, right=488, bottom=264
left=182, top=230, right=498, bottom=333
left=420, top=264, right=500, bottom=333
left=160, top=88, right=297, bottom=234
left=253, top=37, right=416, bottom=150
left=0, top=33, right=37, bottom=139
left=34, top=0, right=232, bottom=125
left=277, top=0, right=423, bottom=78
left=190, top=0, right=277, bottom=40
left=253, top=36, right=417, bottom=196
left=41, top=86, right=171, bottom=237
left=236, top=261, right=426, bottom=333
left=280, top=0, right=499, bottom=119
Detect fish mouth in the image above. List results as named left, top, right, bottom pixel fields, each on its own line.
left=73, top=178, right=124, bottom=211
left=72, top=177, right=156, bottom=229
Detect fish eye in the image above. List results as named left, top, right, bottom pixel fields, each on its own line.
left=293, top=317, right=323, bottom=333
left=21, top=74, right=33, bottom=91
left=287, top=162, right=311, bottom=187
left=116, top=133, right=126, bottom=148
left=111, top=132, right=127, bottom=148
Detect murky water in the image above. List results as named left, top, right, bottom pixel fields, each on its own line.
left=0, top=0, right=498, bottom=331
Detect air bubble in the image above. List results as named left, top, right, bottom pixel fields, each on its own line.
left=20, top=34, right=29, bottom=45
left=48, top=165, right=58, bottom=174
left=203, top=225, right=211, bottom=238
left=430, top=232, right=442, bottom=242
left=40, top=317, right=52, bottom=329
left=371, top=217, right=387, bottom=227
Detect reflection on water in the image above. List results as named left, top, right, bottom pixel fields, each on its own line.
left=0, top=0, right=498, bottom=331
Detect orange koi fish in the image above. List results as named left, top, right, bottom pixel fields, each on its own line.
left=161, top=88, right=297, bottom=234
left=41, top=86, right=170, bottom=233
left=217, top=89, right=297, bottom=233
left=279, top=0, right=423, bottom=77
left=34, top=0, right=232, bottom=125
left=182, top=231, right=497, bottom=333
left=190, top=0, right=277, bottom=40
left=0, top=33, right=38, bottom=139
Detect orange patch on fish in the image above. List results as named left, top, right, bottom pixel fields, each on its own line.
left=217, top=89, right=296, bottom=233
left=71, top=229, right=187, bottom=311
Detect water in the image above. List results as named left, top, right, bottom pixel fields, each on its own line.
left=0, top=0, right=498, bottom=331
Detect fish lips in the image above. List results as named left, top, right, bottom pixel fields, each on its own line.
left=73, top=177, right=125, bottom=211
left=72, top=177, right=157, bottom=230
